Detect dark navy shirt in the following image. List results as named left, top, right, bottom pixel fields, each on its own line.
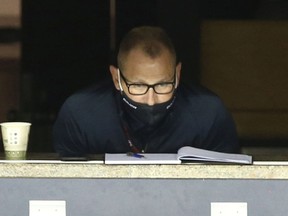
left=53, top=80, right=239, bottom=156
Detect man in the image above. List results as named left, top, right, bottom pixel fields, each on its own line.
left=53, top=26, right=239, bottom=157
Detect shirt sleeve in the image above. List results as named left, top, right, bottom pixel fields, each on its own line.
left=53, top=100, right=88, bottom=157
left=203, top=101, right=240, bottom=153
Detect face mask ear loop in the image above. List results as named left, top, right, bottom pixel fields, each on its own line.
left=117, top=69, right=124, bottom=92
left=175, top=75, right=178, bottom=89
left=174, top=72, right=178, bottom=89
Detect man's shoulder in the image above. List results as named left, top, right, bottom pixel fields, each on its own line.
left=176, top=83, right=235, bottom=132
left=67, top=80, right=114, bottom=102
left=62, top=80, right=116, bottom=112
left=178, top=83, right=223, bottom=106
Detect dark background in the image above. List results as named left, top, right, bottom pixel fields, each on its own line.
left=5, top=0, right=288, bottom=152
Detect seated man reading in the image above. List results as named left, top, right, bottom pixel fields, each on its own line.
left=53, top=26, right=239, bottom=157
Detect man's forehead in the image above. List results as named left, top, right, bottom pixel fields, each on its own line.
left=122, top=48, right=175, bottom=69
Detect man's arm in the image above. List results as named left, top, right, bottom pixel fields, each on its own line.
left=203, top=103, right=240, bottom=153
left=53, top=101, right=87, bottom=157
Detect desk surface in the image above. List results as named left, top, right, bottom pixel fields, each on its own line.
left=1, top=154, right=288, bottom=216
left=1, top=153, right=288, bottom=179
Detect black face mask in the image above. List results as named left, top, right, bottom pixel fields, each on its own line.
left=121, top=92, right=176, bottom=127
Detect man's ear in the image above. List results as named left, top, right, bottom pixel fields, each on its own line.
left=175, top=62, right=182, bottom=88
left=109, top=65, right=121, bottom=90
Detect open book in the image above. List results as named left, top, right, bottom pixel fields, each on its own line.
left=105, top=146, right=252, bottom=165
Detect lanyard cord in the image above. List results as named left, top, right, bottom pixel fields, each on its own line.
left=116, top=95, right=142, bottom=153
left=120, top=107, right=150, bottom=153
left=116, top=91, right=151, bottom=153
left=122, top=124, right=142, bottom=153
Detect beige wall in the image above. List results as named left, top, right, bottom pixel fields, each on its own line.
left=0, top=60, right=20, bottom=122
left=0, top=0, right=20, bottom=122
left=0, top=0, right=20, bottom=16
left=0, top=0, right=20, bottom=26
left=201, top=21, right=288, bottom=139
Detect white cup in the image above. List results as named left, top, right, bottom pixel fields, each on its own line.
left=0, top=122, right=31, bottom=160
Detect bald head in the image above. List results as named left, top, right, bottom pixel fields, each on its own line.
left=117, top=26, right=177, bottom=70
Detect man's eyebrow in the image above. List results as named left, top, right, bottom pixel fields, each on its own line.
left=122, top=70, right=175, bottom=83
left=130, top=76, right=174, bottom=85
left=156, top=72, right=175, bottom=83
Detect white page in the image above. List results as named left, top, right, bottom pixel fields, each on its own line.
left=177, top=146, right=252, bottom=164
left=105, top=153, right=181, bottom=164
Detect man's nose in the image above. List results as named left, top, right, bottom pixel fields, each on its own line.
left=146, top=87, right=157, bottom=106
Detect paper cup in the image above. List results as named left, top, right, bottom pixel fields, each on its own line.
left=0, top=122, right=31, bottom=160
